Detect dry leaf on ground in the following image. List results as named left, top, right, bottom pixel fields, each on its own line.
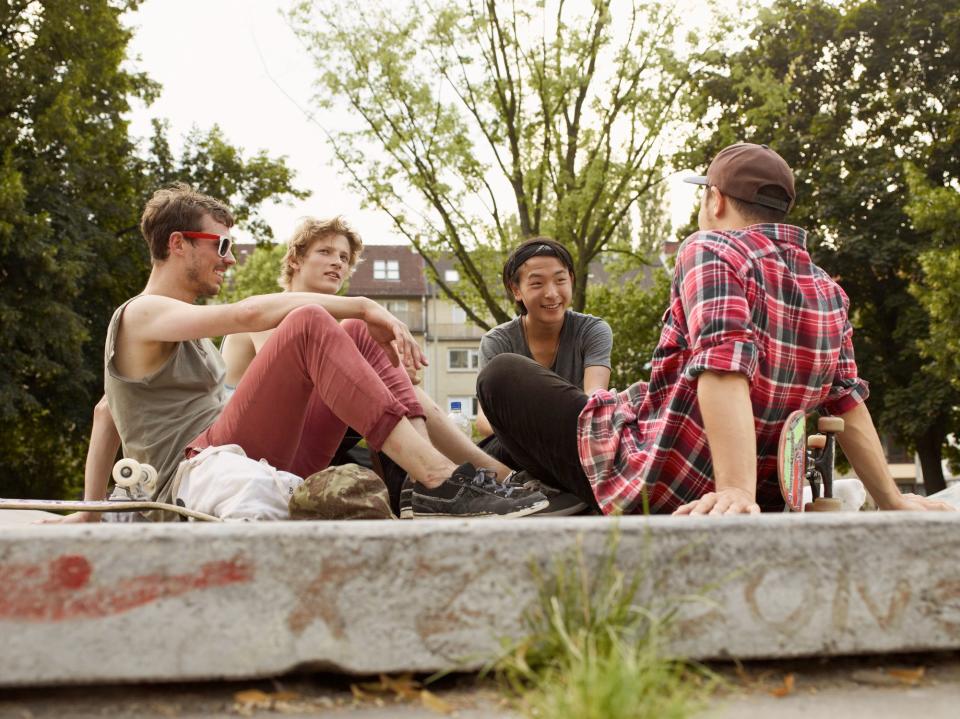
left=233, top=690, right=272, bottom=706
left=770, top=673, right=795, bottom=698
left=887, top=667, right=926, bottom=685
left=420, top=689, right=455, bottom=714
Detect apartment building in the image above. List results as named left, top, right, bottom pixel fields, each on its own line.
left=346, top=245, right=488, bottom=419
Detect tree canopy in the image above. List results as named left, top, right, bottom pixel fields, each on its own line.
left=679, top=0, right=960, bottom=491
left=289, top=0, right=713, bottom=327
left=0, top=1, right=305, bottom=499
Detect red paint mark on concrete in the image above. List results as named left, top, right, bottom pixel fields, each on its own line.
left=0, top=553, right=253, bottom=622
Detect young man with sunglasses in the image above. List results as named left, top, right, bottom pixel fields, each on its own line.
left=477, top=143, right=954, bottom=516
left=52, top=183, right=547, bottom=522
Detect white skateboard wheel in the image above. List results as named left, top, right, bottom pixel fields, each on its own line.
left=807, top=434, right=827, bottom=449
left=141, top=464, right=158, bottom=494
left=112, top=458, right=142, bottom=488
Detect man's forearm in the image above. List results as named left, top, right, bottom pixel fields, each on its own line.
left=698, top=371, right=757, bottom=497
left=835, top=402, right=901, bottom=509
left=238, top=293, right=372, bottom=332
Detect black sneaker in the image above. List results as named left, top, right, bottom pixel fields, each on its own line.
left=402, top=463, right=549, bottom=519
left=503, top=471, right=589, bottom=516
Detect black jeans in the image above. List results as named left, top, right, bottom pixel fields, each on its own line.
left=476, top=354, right=598, bottom=510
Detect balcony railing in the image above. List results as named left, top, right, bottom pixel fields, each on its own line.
left=388, top=310, right=425, bottom=333
left=427, top=323, right=486, bottom=339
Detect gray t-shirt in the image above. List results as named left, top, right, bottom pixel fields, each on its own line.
left=479, top=311, right=612, bottom=388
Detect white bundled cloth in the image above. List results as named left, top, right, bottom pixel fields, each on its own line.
left=171, top=444, right=303, bottom=520
left=802, top=478, right=866, bottom=511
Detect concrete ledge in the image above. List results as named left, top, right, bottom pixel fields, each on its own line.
left=2, top=514, right=960, bottom=686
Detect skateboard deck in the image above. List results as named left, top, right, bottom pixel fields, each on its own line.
left=0, top=498, right=221, bottom=522
left=778, top=409, right=807, bottom=512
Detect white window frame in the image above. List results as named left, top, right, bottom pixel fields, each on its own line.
left=373, top=259, right=400, bottom=280
left=450, top=305, right=467, bottom=324
left=447, top=347, right=479, bottom=371
left=447, top=395, right=479, bottom=419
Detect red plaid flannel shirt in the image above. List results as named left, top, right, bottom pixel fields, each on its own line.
left=577, top=224, right=869, bottom=514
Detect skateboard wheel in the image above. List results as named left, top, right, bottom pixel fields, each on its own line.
left=141, top=464, right=158, bottom=494
left=806, top=497, right=843, bottom=512
left=818, top=416, right=845, bottom=433
left=807, top=434, right=827, bottom=449
left=112, top=458, right=141, bottom=488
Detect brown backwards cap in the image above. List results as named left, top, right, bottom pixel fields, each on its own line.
left=684, top=143, right=795, bottom=212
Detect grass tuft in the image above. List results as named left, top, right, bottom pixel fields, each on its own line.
left=491, top=527, right=714, bottom=719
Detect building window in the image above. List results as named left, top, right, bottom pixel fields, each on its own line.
left=444, top=269, right=460, bottom=283
left=448, top=348, right=479, bottom=371
left=385, top=300, right=408, bottom=313
left=374, top=259, right=400, bottom=280
left=447, top=396, right=479, bottom=418
left=451, top=306, right=467, bottom=324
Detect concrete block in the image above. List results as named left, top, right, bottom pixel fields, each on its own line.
left=1, top=514, right=959, bottom=686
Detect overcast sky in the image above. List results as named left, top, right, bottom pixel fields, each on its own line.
left=124, top=0, right=706, bottom=245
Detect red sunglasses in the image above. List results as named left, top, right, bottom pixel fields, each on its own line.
left=181, top=231, right=233, bottom=257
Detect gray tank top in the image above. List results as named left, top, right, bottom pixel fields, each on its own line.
left=104, top=297, right=226, bottom=513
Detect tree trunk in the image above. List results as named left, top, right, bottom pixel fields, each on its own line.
left=916, top=426, right=947, bottom=495
left=573, top=264, right=589, bottom=312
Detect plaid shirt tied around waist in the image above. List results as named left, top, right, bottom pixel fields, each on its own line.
left=578, top=224, right=869, bottom=514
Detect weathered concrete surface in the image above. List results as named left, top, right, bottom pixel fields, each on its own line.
left=2, top=514, right=960, bottom=686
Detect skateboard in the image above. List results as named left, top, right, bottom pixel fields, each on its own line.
left=0, top=458, right=221, bottom=522
left=777, top=411, right=845, bottom=512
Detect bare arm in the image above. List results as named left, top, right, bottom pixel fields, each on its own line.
left=583, top=365, right=611, bottom=395
left=124, top=293, right=425, bottom=369
left=837, top=402, right=954, bottom=511
left=474, top=405, right=494, bottom=437
left=221, top=332, right=257, bottom=387
left=41, top=396, right=119, bottom=524
left=126, top=293, right=373, bottom=344
left=674, top=371, right=760, bottom=515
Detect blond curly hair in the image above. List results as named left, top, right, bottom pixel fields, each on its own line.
left=279, top=216, right=364, bottom=289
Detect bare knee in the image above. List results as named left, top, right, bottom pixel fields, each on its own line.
left=340, top=317, right=367, bottom=340
left=281, top=304, right=337, bottom=331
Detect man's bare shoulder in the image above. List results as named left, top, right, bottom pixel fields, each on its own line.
left=122, top=294, right=191, bottom=317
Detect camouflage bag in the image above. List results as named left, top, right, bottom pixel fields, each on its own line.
left=289, top=463, right=396, bottom=520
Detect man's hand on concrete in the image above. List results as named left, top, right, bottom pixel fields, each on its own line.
left=883, top=493, right=955, bottom=512
left=673, top=487, right=760, bottom=516
left=36, top=511, right=102, bottom=524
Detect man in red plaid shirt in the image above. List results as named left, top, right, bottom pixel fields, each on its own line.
left=478, top=142, right=954, bottom=515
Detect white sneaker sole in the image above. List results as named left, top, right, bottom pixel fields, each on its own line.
left=410, top=498, right=549, bottom=519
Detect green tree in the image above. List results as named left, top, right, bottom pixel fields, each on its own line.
left=679, top=0, right=960, bottom=491
left=0, top=0, right=153, bottom=499
left=0, top=1, right=306, bottom=499
left=221, top=243, right=287, bottom=303
left=905, top=168, right=960, bottom=393
left=587, top=266, right=671, bottom=390
left=289, top=0, right=715, bottom=328
left=145, top=120, right=308, bottom=242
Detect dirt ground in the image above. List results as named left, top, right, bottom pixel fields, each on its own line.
left=1, top=652, right=958, bottom=718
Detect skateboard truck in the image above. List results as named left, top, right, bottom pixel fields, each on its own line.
left=804, top=416, right=845, bottom=512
